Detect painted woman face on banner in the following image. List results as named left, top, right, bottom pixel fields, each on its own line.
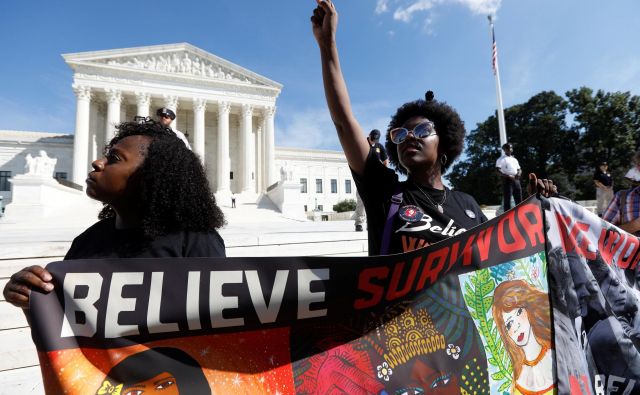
left=503, top=307, right=532, bottom=347
left=393, top=359, right=461, bottom=395
left=372, top=277, right=489, bottom=395
left=95, top=347, right=210, bottom=395
left=121, top=372, right=178, bottom=395
left=365, top=306, right=463, bottom=395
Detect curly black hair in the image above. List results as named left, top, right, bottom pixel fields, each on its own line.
left=98, top=120, right=225, bottom=238
left=384, top=93, right=466, bottom=175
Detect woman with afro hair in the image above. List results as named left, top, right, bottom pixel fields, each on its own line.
left=4, top=120, right=226, bottom=309
left=311, top=0, right=555, bottom=255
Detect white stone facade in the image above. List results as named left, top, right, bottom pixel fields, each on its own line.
left=0, top=131, right=73, bottom=204
left=64, top=43, right=281, bottom=198
left=276, top=147, right=356, bottom=213
left=0, top=131, right=355, bottom=213
left=0, top=43, right=356, bottom=214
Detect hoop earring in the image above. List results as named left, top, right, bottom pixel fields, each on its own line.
left=440, top=154, right=448, bottom=167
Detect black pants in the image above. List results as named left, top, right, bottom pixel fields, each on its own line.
left=503, top=177, right=522, bottom=211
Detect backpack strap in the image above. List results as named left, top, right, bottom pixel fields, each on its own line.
left=380, top=184, right=403, bottom=255
left=619, top=189, right=628, bottom=225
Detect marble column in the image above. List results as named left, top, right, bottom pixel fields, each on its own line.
left=72, top=85, right=91, bottom=185
left=264, top=106, right=276, bottom=188
left=135, top=92, right=151, bottom=118
left=240, top=104, right=253, bottom=193
left=216, top=101, right=231, bottom=194
left=163, top=95, right=179, bottom=129
left=256, top=125, right=263, bottom=192
left=89, top=102, right=101, bottom=163
left=105, top=89, right=122, bottom=143
left=193, top=98, right=207, bottom=164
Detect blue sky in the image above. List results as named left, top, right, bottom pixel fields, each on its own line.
left=1, top=0, right=639, bottom=152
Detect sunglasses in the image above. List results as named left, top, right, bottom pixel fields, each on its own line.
left=389, top=120, right=437, bottom=144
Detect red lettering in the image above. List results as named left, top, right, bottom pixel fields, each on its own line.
left=417, top=239, right=428, bottom=250
left=446, top=234, right=477, bottom=273
left=402, top=236, right=417, bottom=252
left=386, top=257, right=421, bottom=301
left=416, top=247, right=450, bottom=290
left=619, top=235, right=640, bottom=269
left=629, top=249, right=640, bottom=271
left=570, top=221, right=596, bottom=260
left=402, top=236, right=430, bottom=253
left=557, top=213, right=596, bottom=259
left=598, top=229, right=624, bottom=264
left=517, top=203, right=544, bottom=247
left=556, top=213, right=578, bottom=253
left=354, top=267, right=389, bottom=309
left=476, top=227, right=494, bottom=262
left=497, top=210, right=526, bottom=254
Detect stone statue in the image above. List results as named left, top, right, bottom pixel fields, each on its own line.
left=25, top=154, right=36, bottom=175
left=181, top=53, right=192, bottom=74
left=280, top=161, right=294, bottom=182
left=24, top=151, right=57, bottom=177
left=192, top=57, right=201, bottom=76
left=171, top=53, right=180, bottom=73
left=206, top=64, right=215, bottom=77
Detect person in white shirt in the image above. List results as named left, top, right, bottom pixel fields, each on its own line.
left=156, top=107, right=192, bottom=150
left=625, top=151, right=640, bottom=185
left=496, top=142, right=522, bottom=211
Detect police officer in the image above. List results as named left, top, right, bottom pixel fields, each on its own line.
left=156, top=107, right=191, bottom=149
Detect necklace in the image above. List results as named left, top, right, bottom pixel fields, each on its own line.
left=523, top=344, right=548, bottom=367
left=413, top=181, right=447, bottom=214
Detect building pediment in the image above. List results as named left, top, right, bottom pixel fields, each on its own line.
left=62, top=43, right=282, bottom=90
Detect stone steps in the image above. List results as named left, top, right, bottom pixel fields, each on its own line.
left=0, top=216, right=368, bottom=394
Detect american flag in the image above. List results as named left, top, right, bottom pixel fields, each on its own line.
left=490, top=17, right=498, bottom=75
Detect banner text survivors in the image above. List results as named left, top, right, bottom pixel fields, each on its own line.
left=354, top=203, right=544, bottom=309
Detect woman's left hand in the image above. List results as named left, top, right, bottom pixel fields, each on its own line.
left=528, top=173, right=558, bottom=198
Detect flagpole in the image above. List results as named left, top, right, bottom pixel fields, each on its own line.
left=488, top=15, right=507, bottom=146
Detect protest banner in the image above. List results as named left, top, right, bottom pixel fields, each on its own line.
left=27, top=196, right=640, bottom=394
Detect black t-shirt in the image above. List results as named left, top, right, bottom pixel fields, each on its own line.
left=593, top=170, right=613, bottom=187
left=64, top=217, right=226, bottom=259
left=353, top=151, right=487, bottom=256
left=370, top=142, right=388, bottom=163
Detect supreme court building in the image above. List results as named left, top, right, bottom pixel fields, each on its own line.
left=66, top=43, right=280, bottom=196
left=0, top=44, right=357, bottom=213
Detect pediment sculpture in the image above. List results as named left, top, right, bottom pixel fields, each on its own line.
left=102, top=52, right=251, bottom=83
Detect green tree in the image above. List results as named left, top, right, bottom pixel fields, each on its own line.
left=333, top=199, right=356, bottom=212
left=566, top=87, right=640, bottom=198
left=448, top=114, right=502, bottom=205
left=450, top=91, right=574, bottom=203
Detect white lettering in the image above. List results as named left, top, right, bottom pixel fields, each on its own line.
left=186, top=271, right=201, bottom=330
left=396, top=217, right=467, bottom=237
left=60, top=273, right=103, bottom=337
left=454, top=228, right=466, bottom=236
left=105, top=272, right=144, bottom=338
left=147, top=272, right=179, bottom=334
left=623, top=379, right=636, bottom=395
left=594, top=374, right=605, bottom=395
left=297, top=269, right=329, bottom=319
left=607, top=375, right=624, bottom=395
left=210, top=271, right=244, bottom=328
left=246, top=270, right=288, bottom=323
left=442, top=220, right=453, bottom=235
